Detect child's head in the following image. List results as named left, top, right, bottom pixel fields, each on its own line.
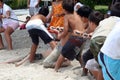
left=25, top=16, right=31, bottom=22
left=88, top=11, right=104, bottom=26
left=111, top=2, right=120, bottom=17
left=77, top=6, right=93, bottom=18
left=88, top=11, right=104, bottom=33
left=62, top=0, right=74, bottom=13
left=38, top=6, right=49, bottom=17
left=26, top=16, right=30, bottom=20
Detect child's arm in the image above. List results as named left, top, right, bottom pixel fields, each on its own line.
left=57, top=15, right=69, bottom=39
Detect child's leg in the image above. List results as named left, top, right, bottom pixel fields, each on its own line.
left=29, top=43, right=38, bottom=62
left=15, top=43, right=38, bottom=66
left=97, top=69, right=104, bottom=80
left=55, top=54, right=65, bottom=72
left=0, top=34, right=4, bottom=49
left=15, top=54, right=30, bottom=67
left=4, top=27, right=14, bottom=50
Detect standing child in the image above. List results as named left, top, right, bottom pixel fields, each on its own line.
left=27, top=0, right=41, bottom=16
left=47, top=0, right=64, bottom=37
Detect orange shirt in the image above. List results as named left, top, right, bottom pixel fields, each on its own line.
left=48, top=2, right=64, bottom=29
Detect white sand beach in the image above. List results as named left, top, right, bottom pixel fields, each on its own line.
left=0, top=9, right=93, bottom=80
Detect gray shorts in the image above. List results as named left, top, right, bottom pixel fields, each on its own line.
left=43, top=43, right=62, bottom=68
left=29, top=7, right=39, bottom=16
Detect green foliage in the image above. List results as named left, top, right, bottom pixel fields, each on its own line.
left=80, top=0, right=112, bottom=9
left=5, top=0, right=112, bottom=10
left=95, top=5, right=108, bottom=14
left=80, top=0, right=97, bottom=9
left=5, top=0, right=27, bottom=9
left=5, top=0, right=45, bottom=9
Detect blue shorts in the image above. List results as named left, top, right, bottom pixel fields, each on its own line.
left=28, top=29, right=54, bottom=45
left=61, top=36, right=86, bottom=60
left=98, top=52, right=120, bottom=80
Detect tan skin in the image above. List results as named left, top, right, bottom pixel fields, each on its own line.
left=55, top=10, right=86, bottom=71
left=0, top=1, right=15, bottom=50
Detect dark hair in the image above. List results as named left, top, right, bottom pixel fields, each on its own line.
left=38, top=6, right=49, bottom=17
left=111, top=2, right=120, bottom=17
left=0, top=0, right=3, bottom=2
left=88, top=11, right=104, bottom=26
left=62, top=0, right=74, bottom=13
left=26, top=16, right=31, bottom=19
left=77, top=6, right=93, bottom=18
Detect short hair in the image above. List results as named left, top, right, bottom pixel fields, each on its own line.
left=77, top=6, right=93, bottom=18
left=0, top=0, right=3, bottom=2
left=26, top=16, right=30, bottom=19
left=62, top=0, right=74, bottom=13
left=111, top=2, right=120, bottom=17
left=38, top=6, right=49, bottom=17
left=88, top=11, right=104, bottom=26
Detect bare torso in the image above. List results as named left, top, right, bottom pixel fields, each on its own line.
left=68, top=12, right=85, bottom=34
left=30, top=14, right=46, bottom=23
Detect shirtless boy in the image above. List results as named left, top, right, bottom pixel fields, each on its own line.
left=54, top=0, right=92, bottom=71
left=15, top=6, right=56, bottom=66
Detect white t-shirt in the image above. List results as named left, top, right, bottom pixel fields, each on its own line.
left=74, top=2, right=83, bottom=11
left=91, top=16, right=120, bottom=39
left=2, top=4, right=18, bottom=25
left=29, top=0, right=39, bottom=7
left=101, top=20, right=120, bottom=59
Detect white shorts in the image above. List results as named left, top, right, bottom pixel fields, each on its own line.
left=3, top=21, right=19, bottom=30
left=85, top=58, right=100, bottom=71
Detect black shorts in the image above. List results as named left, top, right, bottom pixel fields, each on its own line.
left=28, top=29, right=54, bottom=45
left=61, top=36, right=86, bottom=60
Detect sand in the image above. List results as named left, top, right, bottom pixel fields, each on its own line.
left=0, top=9, right=93, bottom=80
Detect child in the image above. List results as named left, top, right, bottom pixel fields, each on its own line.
left=0, top=0, right=19, bottom=50
left=15, top=6, right=56, bottom=66
left=54, top=0, right=92, bottom=71
left=19, top=16, right=31, bottom=30
left=47, top=0, right=64, bottom=37
left=90, top=2, right=120, bottom=80
left=43, top=5, right=92, bottom=69
left=27, top=0, right=41, bottom=16
left=81, top=11, right=104, bottom=78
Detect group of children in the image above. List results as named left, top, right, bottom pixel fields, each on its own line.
left=1, top=0, right=120, bottom=80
